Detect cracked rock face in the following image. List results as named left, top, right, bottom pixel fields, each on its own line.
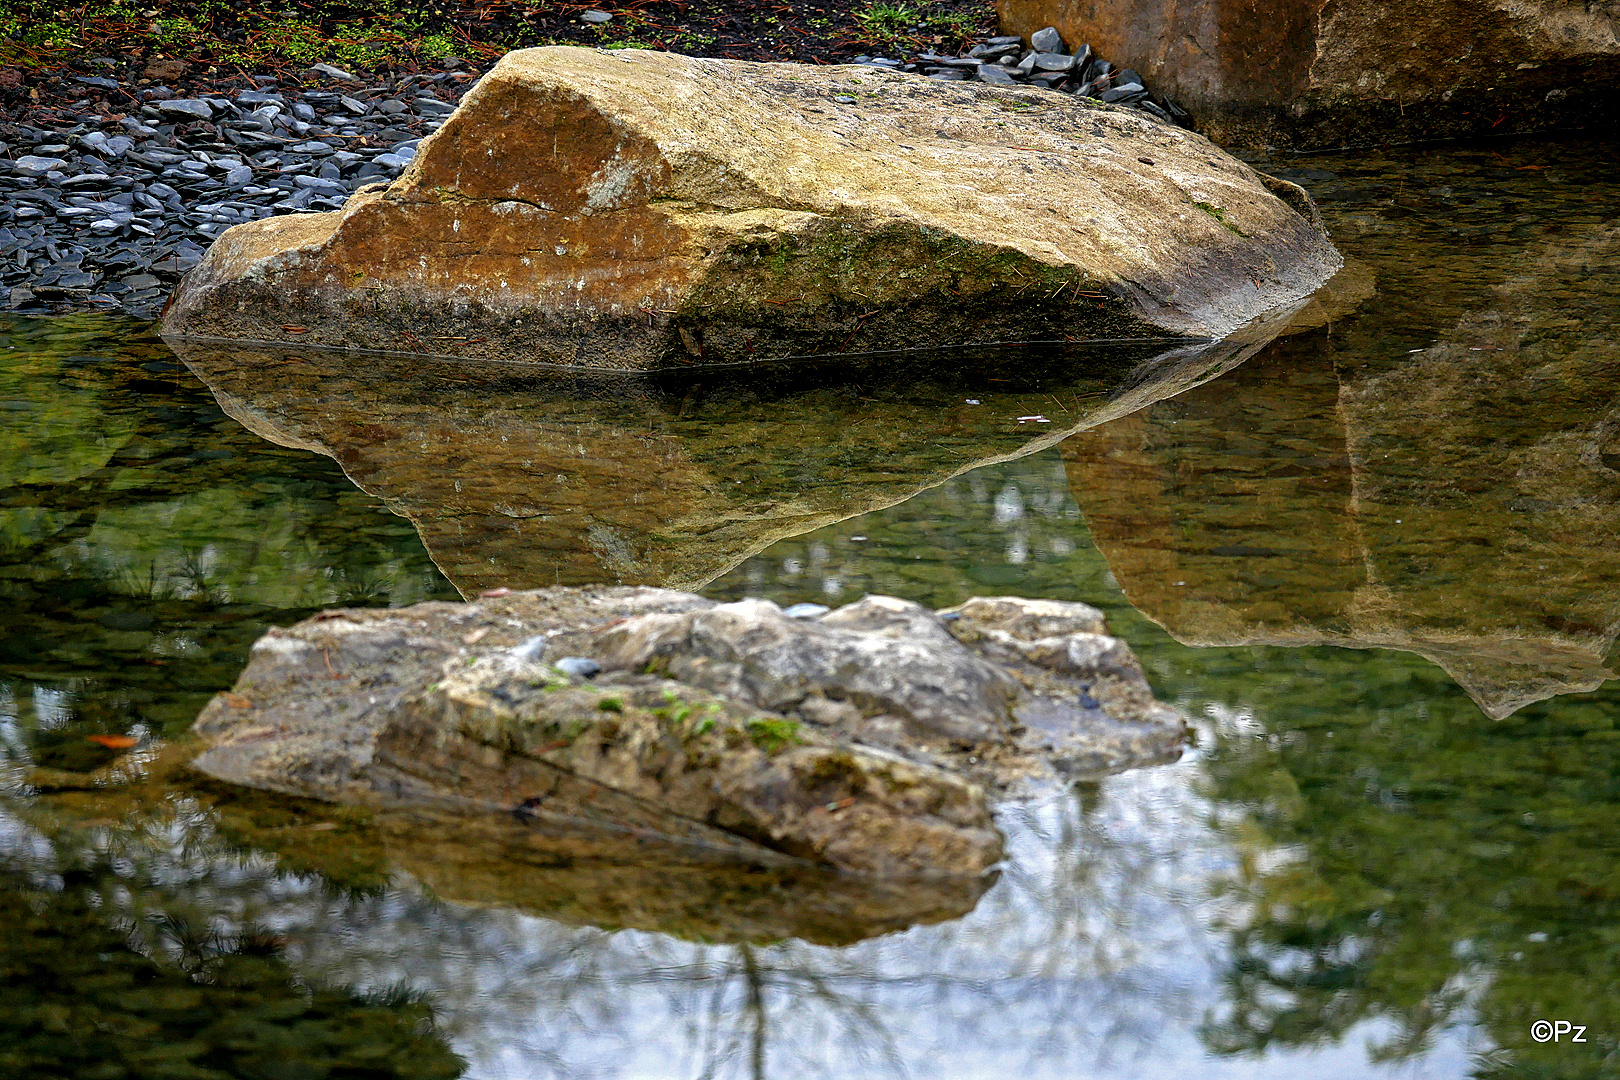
left=191, top=587, right=1188, bottom=879
left=159, top=46, right=1340, bottom=368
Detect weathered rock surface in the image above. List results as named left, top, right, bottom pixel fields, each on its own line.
left=160, top=46, right=1340, bottom=367
left=997, top=1, right=1620, bottom=149
left=191, top=587, right=1187, bottom=877
left=1064, top=219, right=1620, bottom=717
left=171, top=325, right=1336, bottom=596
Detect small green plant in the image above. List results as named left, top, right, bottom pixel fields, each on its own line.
left=926, top=11, right=979, bottom=39
left=854, top=1, right=920, bottom=43
left=745, top=717, right=803, bottom=753
left=419, top=32, right=454, bottom=60
left=1195, top=201, right=1247, bottom=235
left=596, top=696, right=623, bottom=712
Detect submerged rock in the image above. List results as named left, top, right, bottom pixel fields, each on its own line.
left=191, top=587, right=1187, bottom=878
left=160, top=45, right=1340, bottom=368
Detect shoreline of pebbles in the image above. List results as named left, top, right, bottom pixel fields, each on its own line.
left=1, top=27, right=1184, bottom=321
left=858, top=25, right=1189, bottom=126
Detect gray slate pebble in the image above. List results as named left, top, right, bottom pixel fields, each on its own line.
left=553, top=656, right=602, bottom=679
left=1030, top=27, right=1065, bottom=53
left=12, top=156, right=67, bottom=176
left=156, top=99, right=214, bottom=122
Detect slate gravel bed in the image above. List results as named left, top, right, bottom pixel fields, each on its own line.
left=858, top=24, right=1189, bottom=126
left=2, top=27, right=1185, bottom=321
left=1, top=63, right=470, bottom=318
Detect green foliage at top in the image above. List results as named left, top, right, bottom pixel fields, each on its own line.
left=0, top=0, right=461, bottom=69
left=852, top=0, right=977, bottom=46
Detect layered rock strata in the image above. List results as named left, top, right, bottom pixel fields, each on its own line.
left=160, top=46, right=1340, bottom=368
left=190, top=587, right=1188, bottom=878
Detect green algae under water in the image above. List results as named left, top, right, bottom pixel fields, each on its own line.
left=2, top=136, right=1620, bottom=1079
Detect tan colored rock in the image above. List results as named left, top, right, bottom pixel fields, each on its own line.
left=997, top=0, right=1620, bottom=149
left=1064, top=220, right=1620, bottom=717
left=190, top=587, right=1188, bottom=877
left=160, top=46, right=1339, bottom=367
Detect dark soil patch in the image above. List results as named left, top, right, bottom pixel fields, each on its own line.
left=0, top=0, right=997, bottom=114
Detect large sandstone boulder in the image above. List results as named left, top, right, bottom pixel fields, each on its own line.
left=190, top=587, right=1188, bottom=878
left=997, top=0, right=1620, bottom=149
left=160, top=46, right=1340, bottom=367
left=1064, top=219, right=1620, bottom=717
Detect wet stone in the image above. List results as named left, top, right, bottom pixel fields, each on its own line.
left=12, top=156, right=67, bottom=176
left=309, top=63, right=359, bottom=82
left=1101, top=83, right=1148, bottom=103
left=553, top=656, right=602, bottom=679
left=1030, top=26, right=1065, bottom=52
left=156, top=99, right=214, bottom=122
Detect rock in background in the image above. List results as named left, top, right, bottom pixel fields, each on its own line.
left=161, top=46, right=1340, bottom=368
left=997, top=0, right=1620, bottom=149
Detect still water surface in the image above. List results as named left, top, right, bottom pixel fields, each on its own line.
left=2, top=136, right=1619, bottom=1078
